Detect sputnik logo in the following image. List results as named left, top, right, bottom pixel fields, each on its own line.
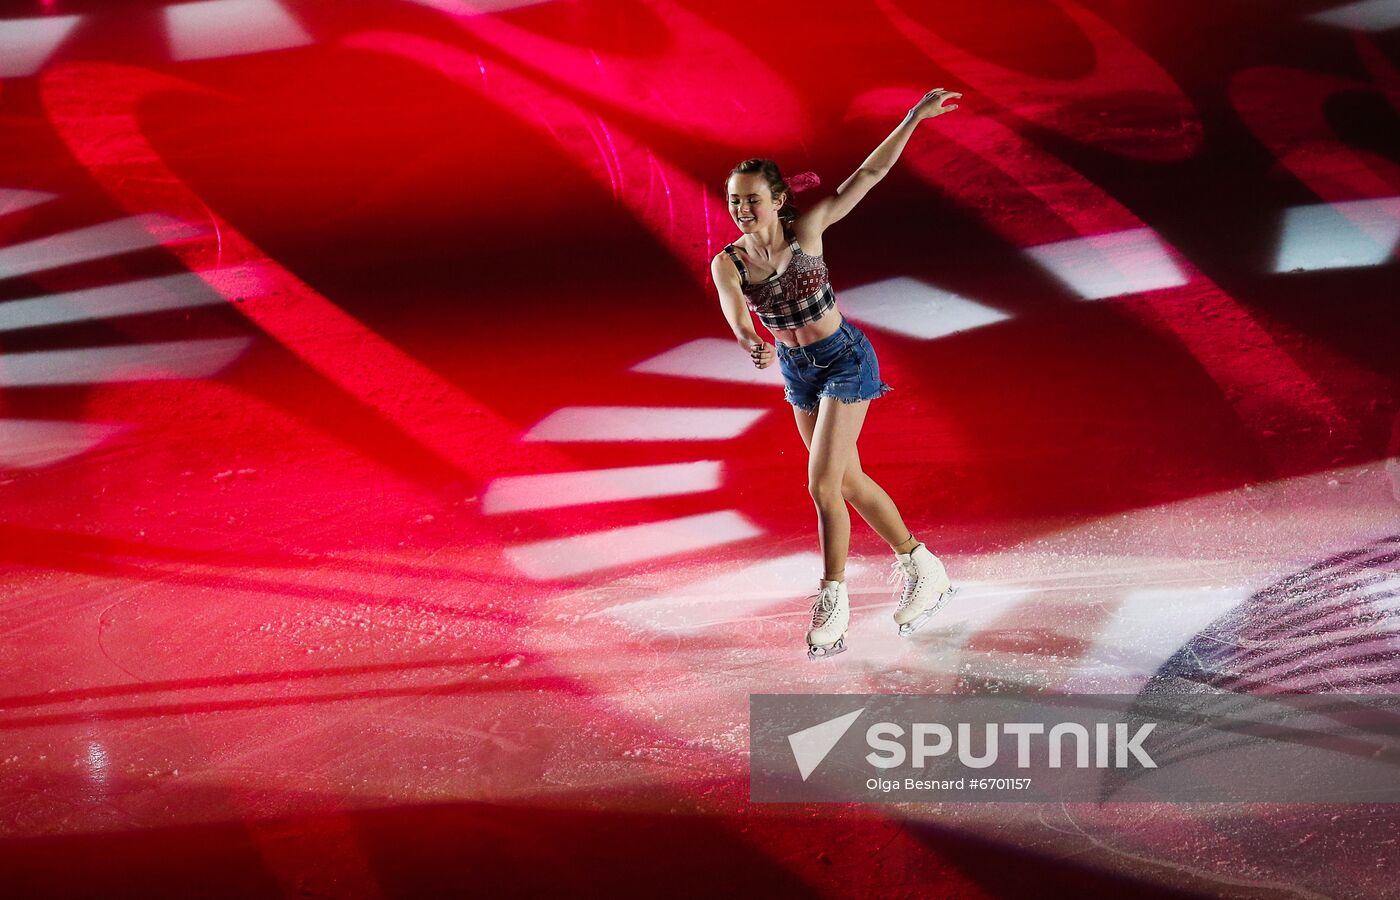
left=787, top=708, right=865, bottom=781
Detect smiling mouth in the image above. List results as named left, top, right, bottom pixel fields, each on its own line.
left=738, top=216, right=755, bottom=223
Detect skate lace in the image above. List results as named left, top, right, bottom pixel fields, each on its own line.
left=887, top=558, right=917, bottom=611
left=809, top=585, right=839, bottom=627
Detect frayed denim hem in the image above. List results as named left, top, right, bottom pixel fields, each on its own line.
left=817, top=382, right=894, bottom=405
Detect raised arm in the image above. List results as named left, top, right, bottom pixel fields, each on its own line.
left=802, top=88, right=961, bottom=236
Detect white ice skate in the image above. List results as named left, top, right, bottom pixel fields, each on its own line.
left=805, top=580, right=850, bottom=660
left=889, top=543, right=955, bottom=636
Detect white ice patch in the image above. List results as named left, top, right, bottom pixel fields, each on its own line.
left=630, top=338, right=783, bottom=385
left=504, top=509, right=763, bottom=579
left=0, top=419, right=129, bottom=469
left=0, top=338, right=253, bottom=386
left=0, top=267, right=268, bottom=333
left=0, top=215, right=204, bottom=280
left=596, top=552, right=862, bottom=634
left=482, top=460, right=724, bottom=514
left=1308, top=0, right=1400, bottom=32
left=1273, top=197, right=1400, bottom=272
left=1025, top=227, right=1187, bottom=300
left=839, top=277, right=1010, bottom=340
left=522, top=405, right=768, bottom=442
left=0, top=188, right=58, bottom=217
left=0, top=15, right=81, bottom=77
left=847, top=580, right=1036, bottom=665
left=165, top=0, right=313, bottom=62
left=1064, top=586, right=1249, bottom=690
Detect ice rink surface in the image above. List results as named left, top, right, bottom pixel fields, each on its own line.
left=0, top=0, right=1397, bottom=896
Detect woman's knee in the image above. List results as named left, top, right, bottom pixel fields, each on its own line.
left=808, top=476, right=845, bottom=507
left=841, top=469, right=869, bottom=501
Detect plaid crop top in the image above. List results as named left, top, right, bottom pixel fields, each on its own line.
left=723, top=225, right=836, bottom=331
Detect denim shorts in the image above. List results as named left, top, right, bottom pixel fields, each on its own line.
left=775, top=319, right=893, bottom=413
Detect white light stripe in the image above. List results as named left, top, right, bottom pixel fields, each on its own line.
left=598, top=552, right=857, bottom=634
left=1273, top=197, right=1400, bottom=272
left=0, top=189, right=59, bottom=217
left=0, top=337, right=252, bottom=386
left=1366, top=576, right=1400, bottom=613
left=0, top=266, right=269, bottom=333
left=839, top=277, right=1011, bottom=340
left=0, top=215, right=204, bottom=280
left=483, top=460, right=724, bottom=514
left=838, top=579, right=1036, bottom=666
left=0, top=419, right=128, bottom=468
left=1065, top=586, right=1249, bottom=690
left=164, top=0, right=313, bottom=62
left=1025, top=227, right=1187, bottom=300
left=1308, top=0, right=1400, bottom=31
left=0, top=15, right=82, bottom=77
left=631, top=338, right=783, bottom=385
left=505, top=509, right=763, bottom=579
left=523, top=406, right=768, bottom=442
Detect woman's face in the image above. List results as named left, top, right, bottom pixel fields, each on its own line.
left=727, top=173, right=784, bottom=233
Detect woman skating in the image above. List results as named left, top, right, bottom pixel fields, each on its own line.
left=709, top=87, right=963, bottom=659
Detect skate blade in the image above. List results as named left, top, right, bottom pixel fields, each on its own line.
left=807, top=637, right=847, bottom=660
left=898, top=586, right=957, bottom=637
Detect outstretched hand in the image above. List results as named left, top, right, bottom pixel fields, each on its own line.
left=911, top=87, right=961, bottom=120
left=749, top=340, right=776, bottom=369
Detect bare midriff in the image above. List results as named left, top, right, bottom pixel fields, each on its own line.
left=768, top=305, right=844, bottom=349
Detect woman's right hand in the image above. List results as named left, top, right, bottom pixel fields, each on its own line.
left=749, top=340, right=776, bottom=369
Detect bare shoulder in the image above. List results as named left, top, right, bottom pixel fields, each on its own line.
left=711, top=249, right=741, bottom=284
left=791, top=214, right=826, bottom=257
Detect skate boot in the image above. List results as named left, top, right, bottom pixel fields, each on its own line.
left=805, top=579, right=850, bottom=660
left=888, top=542, right=955, bottom=636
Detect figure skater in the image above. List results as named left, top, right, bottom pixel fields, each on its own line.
left=710, top=87, right=963, bottom=659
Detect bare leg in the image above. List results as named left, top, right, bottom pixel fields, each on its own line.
left=805, top=397, right=868, bottom=581
left=793, top=405, right=919, bottom=557
left=844, top=454, right=919, bottom=554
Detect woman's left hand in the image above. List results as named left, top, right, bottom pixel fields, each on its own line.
left=911, top=87, right=961, bottom=120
